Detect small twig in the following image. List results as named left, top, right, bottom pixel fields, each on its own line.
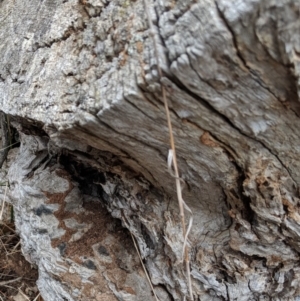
left=2, top=284, right=16, bottom=290
left=18, top=288, right=31, bottom=301
left=0, top=141, right=19, bottom=152
left=130, top=232, right=160, bottom=301
left=0, top=236, right=8, bottom=255
left=0, top=277, right=22, bottom=286
left=143, top=0, right=194, bottom=299
left=33, top=293, right=41, bottom=301
left=0, top=272, right=13, bottom=277
left=12, top=240, right=21, bottom=252
left=0, top=220, right=15, bottom=232
left=6, top=249, right=21, bottom=257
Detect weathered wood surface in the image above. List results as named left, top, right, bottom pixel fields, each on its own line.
left=1, top=0, right=300, bottom=300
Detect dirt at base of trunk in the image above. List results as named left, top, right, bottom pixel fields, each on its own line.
left=0, top=221, right=42, bottom=301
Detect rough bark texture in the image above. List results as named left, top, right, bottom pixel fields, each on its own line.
left=1, top=0, right=300, bottom=300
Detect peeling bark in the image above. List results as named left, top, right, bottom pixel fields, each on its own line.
left=1, top=0, right=300, bottom=300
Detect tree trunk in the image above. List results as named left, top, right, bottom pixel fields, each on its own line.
left=1, top=0, right=300, bottom=300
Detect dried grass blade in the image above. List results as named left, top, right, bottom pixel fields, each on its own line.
left=0, top=277, right=22, bottom=286
left=143, top=0, right=194, bottom=299
left=33, top=293, right=41, bottom=301
left=0, top=141, right=19, bottom=152
left=130, top=233, right=160, bottom=301
left=17, top=289, right=31, bottom=301
left=12, top=240, right=21, bottom=252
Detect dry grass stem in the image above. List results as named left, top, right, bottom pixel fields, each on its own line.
left=0, top=141, right=19, bottom=152
left=0, top=277, right=22, bottom=286
left=12, top=240, right=21, bottom=252
left=1, top=222, right=15, bottom=232
left=18, top=288, right=31, bottom=301
left=33, top=293, right=41, bottom=301
left=143, top=0, right=194, bottom=299
left=130, top=232, right=160, bottom=301
left=0, top=236, right=8, bottom=255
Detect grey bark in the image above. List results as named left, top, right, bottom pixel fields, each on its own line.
left=1, top=0, right=300, bottom=300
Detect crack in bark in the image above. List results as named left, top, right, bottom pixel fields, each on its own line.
left=167, top=49, right=299, bottom=187
left=215, top=0, right=277, bottom=99
left=74, top=124, right=158, bottom=185
left=176, top=118, right=242, bottom=175
left=214, top=1, right=249, bottom=72
left=167, top=70, right=299, bottom=188
left=136, top=84, right=160, bottom=109
left=215, top=0, right=300, bottom=121
left=123, top=93, right=159, bottom=123
left=215, top=2, right=287, bottom=110
left=225, top=282, right=230, bottom=301
left=95, top=116, right=166, bottom=161
left=254, top=137, right=297, bottom=184
left=146, top=32, right=297, bottom=188
left=31, top=26, right=80, bottom=51
left=0, top=112, right=10, bottom=168
left=94, top=116, right=168, bottom=185
left=152, top=2, right=172, bottom=70
left=142, top=1, right=280, bottom=204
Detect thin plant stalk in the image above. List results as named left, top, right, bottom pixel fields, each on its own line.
left=0, top=236, right=9, bottom=255
left=143, top=0, right=193, bottom=299
left=12, top=240, right=21, bottom=252
left=17, top=289, right=31, bottom=301
left=0, top=141, right=19, bottom=152
left=1, top=221, right=14, bottom=233
left=130, top=233, right=160, bottom=301
left=33, top=293, right=41, bottom=301
left=0, top=277, right=22, bottom=287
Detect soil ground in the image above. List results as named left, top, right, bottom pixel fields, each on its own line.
left=0, top=206, right=42, bottom=301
